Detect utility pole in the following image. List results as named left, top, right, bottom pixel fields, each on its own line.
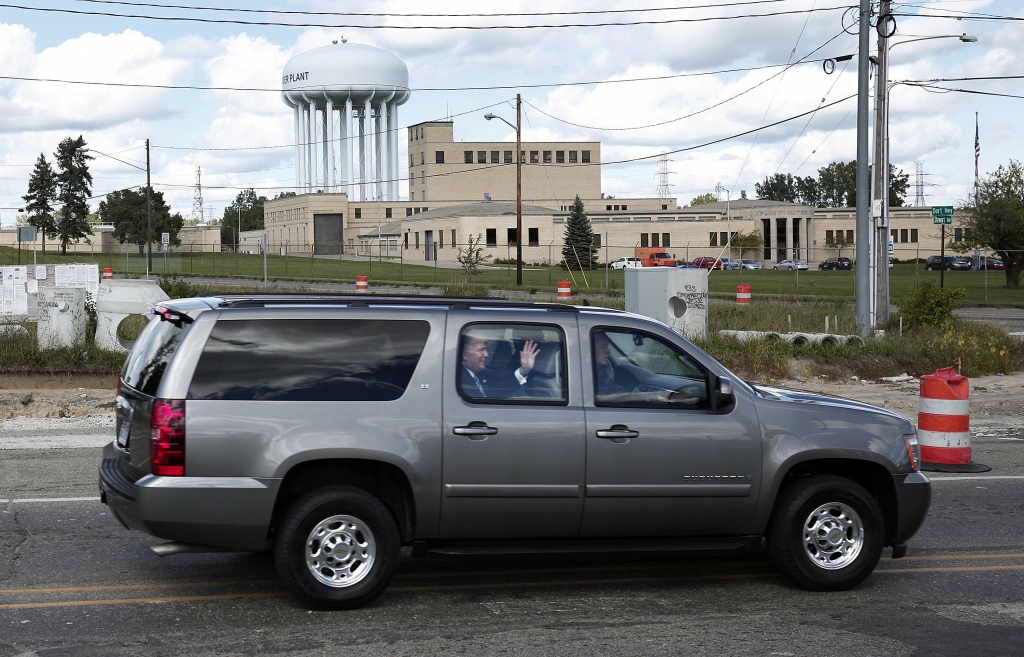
left=146, top=138, right=153, bottom=275
left=516, top=93, right=522, bottom=286
left=872, top=0, right=892, bottom=326
left=854, top=0, right=872, bottom=336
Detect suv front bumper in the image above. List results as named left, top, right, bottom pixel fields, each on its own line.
left=892, top=471, right=931, bottom=544
left=99, top=442, right=280, bottom=551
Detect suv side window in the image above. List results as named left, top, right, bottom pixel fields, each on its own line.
left=591, top=328, right=708, bottom=408
left=458, top=323, right=567, bottom=404
left=188, top=319, right=430, bottom=401
left=121, top=317, right=183, bottom=396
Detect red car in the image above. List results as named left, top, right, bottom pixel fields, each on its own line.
left=690, top=257, right=724, bottom=269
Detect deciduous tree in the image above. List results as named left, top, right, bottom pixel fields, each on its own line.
left=962, top=160, right=1024, bottom=288
left=689, top=193, right=718, bottom=206
left=221, top=188, right=268, bottom=246
left=99, top=187, right=183, bottom=251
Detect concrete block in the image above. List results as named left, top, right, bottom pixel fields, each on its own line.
left=625, top=267, right=708, bottom=340
left=37, top=287, right=86, bottom=349
left=95, top=279, right=170, bottom=353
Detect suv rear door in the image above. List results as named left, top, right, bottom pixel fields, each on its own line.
left=578, top=317, right=762, bottom=537
left=440, top=308, right=585, bottom=538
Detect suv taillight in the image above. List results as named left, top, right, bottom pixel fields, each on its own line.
left=151, top=399, right=185, bottom=476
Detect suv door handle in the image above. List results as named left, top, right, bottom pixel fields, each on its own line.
left=596, top=426, right=639, bottom=439
left=453, top=423, right=499, bottom=437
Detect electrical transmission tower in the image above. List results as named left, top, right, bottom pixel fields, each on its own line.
left=914, top=161, right=926, bottom=207
left=655, top=155, right=673, bottom=198
left=192, top=167, right=204, bottom=223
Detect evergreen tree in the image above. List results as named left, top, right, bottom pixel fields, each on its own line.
left=561, top=195, right=597, bottom=270
left=53, top=136, right=94, bottom=254
left=99, top=187, right=183, bottom=252
left=21, top=153, right=58, bottom=255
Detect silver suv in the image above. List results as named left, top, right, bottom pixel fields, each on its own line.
left=100, top=294, right=930, bottom=609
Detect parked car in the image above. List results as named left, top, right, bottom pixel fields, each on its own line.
left=773, top=259, right=809, bottom=271
left=611, top=257, right=643, bottom=270
left=690, top=256, right=724, bottom=269
left=818, top=257, right=852, bottom=271
left=925, top=256, right=971, bottom=271
left=100, top=294, right=930, bottom=609
left=739, top=259, right=763, bottom=270
left=983, top=258, right=1004, bottom=270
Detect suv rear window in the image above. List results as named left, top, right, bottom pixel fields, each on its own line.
left=121, top=317, right=184, bottom=396
left=187, top=319, right=430, bottom=401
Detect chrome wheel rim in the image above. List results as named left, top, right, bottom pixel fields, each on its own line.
left=305, top=514, right=376, bottom=588
left=802, top=502, right=864, bottom=570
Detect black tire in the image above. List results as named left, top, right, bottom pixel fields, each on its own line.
left=274, top=485, right=401, bottom=610
left=767, top=475, right=883, bottom=591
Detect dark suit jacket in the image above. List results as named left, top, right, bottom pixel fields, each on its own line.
left=461, top=366, right=525, bottom=399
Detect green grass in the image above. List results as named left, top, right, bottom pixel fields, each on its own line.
left=3, top=245, right=1019, bottom=306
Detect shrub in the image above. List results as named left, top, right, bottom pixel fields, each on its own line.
left=441, top=282, right=490, bottom=298
left=896, top=281, right=966, bottom=328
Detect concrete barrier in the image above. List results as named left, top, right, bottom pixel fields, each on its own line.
left=94, top=279, right=170, bottom=353
left=38, top=287, right=86, bottom=349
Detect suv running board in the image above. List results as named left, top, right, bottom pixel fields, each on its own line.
left=416, top=536, right=762, bottom=557
left=149, top=542, right=245, bottom=557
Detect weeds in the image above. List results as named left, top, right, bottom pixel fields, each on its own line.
left=0, top=323, right=124, bottom=374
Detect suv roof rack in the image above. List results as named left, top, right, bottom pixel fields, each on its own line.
left=198, top=292, right=618, bottom=313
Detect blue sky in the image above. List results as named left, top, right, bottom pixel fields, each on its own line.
left=1, top=1, right=1021, bottom=224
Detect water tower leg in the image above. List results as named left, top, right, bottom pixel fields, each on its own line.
left=305, top=103, right=314, bottom=194
left=293, top=105, right=303, bottom=192
left=343, top=98, right=353, bottom=196
left=359, top=101, right=368, bottom=201
left=387, top=100, right=398, bottom=201
left=325, top=99, right=334, bottom=192
left=375, top=102, right=384, bottom=200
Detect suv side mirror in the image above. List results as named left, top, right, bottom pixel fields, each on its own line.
left=708, top=375, right=736, bottom=413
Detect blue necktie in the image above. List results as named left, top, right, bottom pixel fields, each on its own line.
left=472, top=373, right=486, bottom=397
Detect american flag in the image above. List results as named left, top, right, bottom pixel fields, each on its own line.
left=975, top=112, right=980, bottom=189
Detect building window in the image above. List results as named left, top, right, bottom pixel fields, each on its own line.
left=409, top=155, right=414, bottom=167
left=641, top=233, right=649, bottom=248
left=355, top=208, right=361, bottom=219
left=826, top=230, right=834, bottom=244
left=582, top=151, right=591, bottom=163
left=594, top=234, right=601, bottom=248
left=651, top=233, right=660, bottom=248
left=477, top=150, right=486, bottom=164
left=386, top=208, right=392, bottom=219
left=464, top=150, right=473, bottom=164
left=662, top=233, right=671, bottom=248
left=409, top=129, right=414, bottom=141
left=709, top=232, right=718, bottom=247
left=662, top=205, right=668, bottom=210
left=606, top=205, right=612, bottom=211
left=621, top=205, right=627, bottom=211
left=404, top=233, right=408, bottom=249
left=720, top=231, right=728, bottom=246
left=420, top=152, right=424, bottom=165
left=486, top=229, right=497, bottom=246
left=530, top=151, right=539, bottom=163
left=891, top=229, right=898, bottom=243
left=436, top=151, right=445, bottom=164
left=846, top=229, right=854, bottom=243
left=414, top=207, right=421, bottom=214
left=521, top=151, right=526, bottom=163
left=568, top=151, right=577, bottom=163
left=613, top=205, right=619, bottom=211
left=491, top=151, right=499, bottom=163
left=954, top=228, right=963, bottom=242
left=911, top=228, right=918, bottom=243
left=507, top=227, right=517, bottom=245
left=406, top=207, right=413, bottom=217
left=504, top=150, right=513, bottom=164
left=415, top=233, right=419, bottom=249
left=423, top=207, right=428, bottom=212
left=528, top=227, right=539, bottom=246
left=543, top=150, right=552, bottom=163
left=451, top=229, right=457, bottom=247
left=439, top=230, right=444, bottom=248
left=556, top=151, right=565, bottom=163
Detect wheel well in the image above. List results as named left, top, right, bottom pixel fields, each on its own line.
left=270, top=459, right=416, bottom=545
left=777, top=459, right=899, bottom=546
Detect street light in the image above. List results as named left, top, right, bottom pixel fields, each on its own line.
left=484, top=94, right=523, bottom=286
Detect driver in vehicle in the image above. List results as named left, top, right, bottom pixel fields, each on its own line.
left=592, top=330, right=639, bottom=397
left=461, top=336, right=539, bottom=399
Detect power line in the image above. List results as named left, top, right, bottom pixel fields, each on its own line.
left=0, top=59, right=851, bottom=94
left=0, top=3, right=853, bottom=30
left=902, top=83, right=1024, bottom=100
left=73, top=0, right=794, bottom=19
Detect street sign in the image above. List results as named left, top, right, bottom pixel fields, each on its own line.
left=161, top=232, right=170, bottom=245
left=887, top=240, right=894, bottom=255
left=932, top=206, right=954, bottom=225
left=17, top=226, right=36, bottom=243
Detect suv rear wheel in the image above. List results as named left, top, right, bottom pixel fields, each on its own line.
left=767, top=475, right=883, bottom=591
left=274, top=485, right=400, bottom=610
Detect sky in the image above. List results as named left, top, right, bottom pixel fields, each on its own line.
left=0, top=0, right=1021, bottom=226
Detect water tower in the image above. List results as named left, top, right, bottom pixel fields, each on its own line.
left=282, top=41, right=410, bottom=201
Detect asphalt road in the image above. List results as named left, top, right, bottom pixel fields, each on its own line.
left=3, top=438, right=1024, bottom=656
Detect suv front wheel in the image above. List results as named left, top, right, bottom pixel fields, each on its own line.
left=274, top=485, right=400, bottom=610
left=767, top=475, right=883, bottom=591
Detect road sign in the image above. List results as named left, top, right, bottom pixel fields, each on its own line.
left=17, top=226, right=36, bottom=243
left=888, top=240, right=894, bottom=255
left=161, top=232, right=170, bottom=245
left=932, top=206, right=954, bottom=225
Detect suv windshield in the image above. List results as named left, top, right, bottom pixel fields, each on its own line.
left=121, top=316, right=184, bottom=396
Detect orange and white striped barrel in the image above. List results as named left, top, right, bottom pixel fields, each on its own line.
left=355, top=275, right=368, bottom=293
left=557, top=281, right=571, bottom=298
left=918, top=367, right=971, bottom=465
left=736, top=283, right=751, bottom=304
left=102, top=267, right=113, bottom=280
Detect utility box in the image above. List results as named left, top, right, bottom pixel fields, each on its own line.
left=625, top=267, right=709, bottom=340
left=37, top=287, right=86, bottom=349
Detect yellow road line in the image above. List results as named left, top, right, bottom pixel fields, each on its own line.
left=0, top=579, right=278, bottom=597
left=878, top=564, right=1024, bottom=575
left=900, top=553, right=1024, bottom=562
left=0, top=591, right=288, bottom=611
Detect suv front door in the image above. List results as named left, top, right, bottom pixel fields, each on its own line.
left=440, top=309, right=585, bottom=538
left=578, top=319, right=762, bottom=537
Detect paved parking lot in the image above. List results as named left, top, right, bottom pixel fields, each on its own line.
left=1, top=376, right=1022, bottom=656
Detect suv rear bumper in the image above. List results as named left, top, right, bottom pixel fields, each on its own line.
left=99, top=442, right=280, bottom=551
left=892, top=471, right=931, bottom=544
